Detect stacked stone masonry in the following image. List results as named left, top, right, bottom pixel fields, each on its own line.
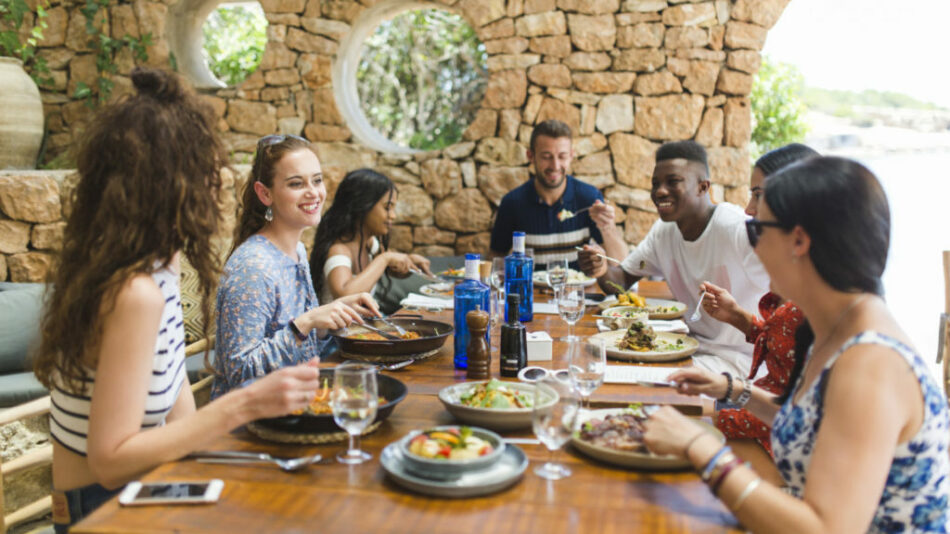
left=2, top=0, right=791, bottom=281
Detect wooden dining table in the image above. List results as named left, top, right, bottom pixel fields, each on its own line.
left=73, top=283, right=748, bottom=534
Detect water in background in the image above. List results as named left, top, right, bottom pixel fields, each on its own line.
left=860, top=151, right=950, bottom=381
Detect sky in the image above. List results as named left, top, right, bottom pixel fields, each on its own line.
left=763, top=0, right=950, bottom=108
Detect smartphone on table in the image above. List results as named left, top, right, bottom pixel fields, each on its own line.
left=118, top=480, right=223, bottom=506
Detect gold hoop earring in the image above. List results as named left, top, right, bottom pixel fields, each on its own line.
left=265, top=207, right=273, bottom=222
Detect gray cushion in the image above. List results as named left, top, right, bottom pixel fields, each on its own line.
left=186, top=350, right=215, bottom=384
left=0, top=283, right=46, bottom=375
left=374, top=256, right=464, bottom=315
left=0, top=372, right=48, bottom=408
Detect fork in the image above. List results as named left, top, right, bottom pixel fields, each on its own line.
left=375, top=315, right=407, bottom=337
left=559, top=206, right=591, bottom=221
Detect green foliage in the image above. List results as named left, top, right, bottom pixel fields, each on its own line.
left=357, top=9, right=488, bottom=151
left=804, top=87, right=944, bottom=117
left=202, top=4, right=266, bottom=86
left=74, top=0, right=151, bottom=105
left=0, top=0, right=52, bottom=85
left=750, top=56, right=809, bottom=160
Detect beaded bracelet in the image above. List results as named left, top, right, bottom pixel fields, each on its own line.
left=288, top=319, right=308, bottom=342
left=710, top=457, right=744, bottom=494
left=701, top=446, right=733, bottom=482
left=731, top=477, right=762, bottom=512
left=719, top=372, right=733, bottom=402
left=734, top=376, right=752, bottom=407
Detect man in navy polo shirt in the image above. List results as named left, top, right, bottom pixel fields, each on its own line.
left=489, top=120, right=627, bottom=268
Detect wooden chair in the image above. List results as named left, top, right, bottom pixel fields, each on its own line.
left=0, top=339, right=214, bottom=533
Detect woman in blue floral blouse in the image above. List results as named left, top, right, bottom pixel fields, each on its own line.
left=212, top=135, right=379, bottom=398
left=643, top=157, right=949, bottom=533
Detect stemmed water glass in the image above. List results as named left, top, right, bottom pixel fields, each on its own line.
left=532, top=373, right=579, bottom=480
left=568, top=338, right=606, bottom=413
left=556, top=283, right=585, bottom=342
left=546, top=258, right=569, bottom=293
left=331, top=362, right=379, bottom=464
left=490, top=257, right=506, bottom=328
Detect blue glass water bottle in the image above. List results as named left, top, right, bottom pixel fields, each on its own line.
left=453, top=253, right=490, bottom=369
left=504, top=231, right=533, bottom=322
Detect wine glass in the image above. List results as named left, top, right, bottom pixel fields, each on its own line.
left=568, top=338, right=606, bottom=412
left=546, top=258, right=569, bottom=292
left=331, top=362, right=379, bottom=464
left=490, top=257, right=505, bottom=292
left=556, top=283, right=585, bottom=342
left=532, top=373, right=579, bottom=480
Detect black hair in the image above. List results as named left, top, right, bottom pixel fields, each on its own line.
left=655, top=140, right=708, bottom=173
left=310, top=168, right=396, bottom=299
left=529, top=119, right=573, bottom=152
left=767, top=157, right=890, bottom=404
left=754, top=143, right=819, bottom=177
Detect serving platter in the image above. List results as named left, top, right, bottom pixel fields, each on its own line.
left=438, top=381, right=558, bottom=431
left=589, top=330, right=698, bottom=363
left=598, top=299, right=687, bottom=320
left=381, top=441, right=527, bottom=498
left=532, top=270, right=597, bottom=288
left=571, top=408, right=724, bottom=470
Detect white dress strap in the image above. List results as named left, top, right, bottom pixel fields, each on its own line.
left=323, top=254, right=353, bottom=278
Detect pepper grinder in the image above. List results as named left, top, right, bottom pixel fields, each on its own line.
left=465, top=307, right=491, bottom=380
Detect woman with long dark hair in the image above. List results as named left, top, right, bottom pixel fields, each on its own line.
left=212, top=138, right=379, bottom=398
left=643, top=157, right=949, bottom=533
left=34, top=68, right=324, bottom=531
left=310, top=168, right=432, bottom=305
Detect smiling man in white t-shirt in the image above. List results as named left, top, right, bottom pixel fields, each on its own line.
left=579, top=140, right=769, bottom=376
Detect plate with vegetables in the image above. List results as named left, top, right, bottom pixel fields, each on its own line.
left=438, top=379, right=558, bottom=431
left=571, top=406, right=723, bottom=470
left=590, top=326, right=698, bottom=362
left=399, top=426, right=505, bottom=479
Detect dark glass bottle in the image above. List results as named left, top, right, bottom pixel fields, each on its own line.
left=499, top=292, right=527, bottom=378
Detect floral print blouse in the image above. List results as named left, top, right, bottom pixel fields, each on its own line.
left=716, top=292, right=803, bottom=454
left=211, top=235, right=328, bottom=399
left=772, top=331, right=949, bottom=533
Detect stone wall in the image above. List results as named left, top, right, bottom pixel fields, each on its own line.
left=3, top=0, right=793, bottom=281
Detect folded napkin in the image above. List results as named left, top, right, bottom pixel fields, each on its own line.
left=604, top=365, right=681, bottom=385
left=400, top=293, right=453, bottom=310
left=532, top=302, right=560, bottom=315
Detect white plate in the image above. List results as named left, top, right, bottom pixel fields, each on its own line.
left=589, top=330, right=698, bottom=362
left=381, top=442, right=527, bottom=498
left=598, top=299, right=686, bottom=320
left=419, top=282, right=454, bottom=299
left=572, top=408, right=723, bottom=470
left=533, top=269, right=597, bottom=288
left=438, top=381, right=558, bottom=431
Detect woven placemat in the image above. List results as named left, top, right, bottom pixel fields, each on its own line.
left=246, top=420, right=382, bottom=444
left=338, top=347, right=441, bottom=364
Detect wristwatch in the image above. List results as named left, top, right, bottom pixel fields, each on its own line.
left=734, top=377, right=753, bottom=407
left=289, top=319, right=308, bottom=342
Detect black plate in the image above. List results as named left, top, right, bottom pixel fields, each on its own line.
left=254, top=371, right=408, bottom=434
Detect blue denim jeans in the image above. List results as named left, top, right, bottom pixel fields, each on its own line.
left=52, top=483, right=121, bottom=533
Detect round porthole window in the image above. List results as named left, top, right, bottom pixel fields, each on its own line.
left=335, top=1, right=487, bottom=153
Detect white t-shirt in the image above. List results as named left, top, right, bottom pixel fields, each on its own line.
left=620, top=203, right=770, bottom=377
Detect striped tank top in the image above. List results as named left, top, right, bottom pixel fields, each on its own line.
left=49, top=266, right=187, bottom=456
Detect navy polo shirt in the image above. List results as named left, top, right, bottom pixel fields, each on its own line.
left=490, top=175, right=605, bottom=267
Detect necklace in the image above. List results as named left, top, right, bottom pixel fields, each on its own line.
left=809, top=293, right=870, bottom=361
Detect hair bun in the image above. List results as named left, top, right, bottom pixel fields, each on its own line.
left=131, top=67, right=185, bottom=102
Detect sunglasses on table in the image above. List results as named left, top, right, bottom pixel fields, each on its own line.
left=745, top=218, right=786, bottom=248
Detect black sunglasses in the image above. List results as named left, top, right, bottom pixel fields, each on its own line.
left=256, top=134, right=309, bottom=150
left=745, top=218, right=786, bottom=248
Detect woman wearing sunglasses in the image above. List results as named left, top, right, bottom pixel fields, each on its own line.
left=309, top=168, right=432, bottom=309
left=211, top=135, right=380, bottom=398
left=34, top=68, right=326, bottom=531
left=692, top=144, right=818, bottom=457
left=644, top=157, right=949, bottom=533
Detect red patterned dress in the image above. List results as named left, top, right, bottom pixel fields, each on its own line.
left=715, top=292, right=803, bottom=455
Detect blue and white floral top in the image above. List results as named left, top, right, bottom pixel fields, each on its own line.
left=211, top=235, right=329, bottom=399
left=772, top=331, right=949, bottom=533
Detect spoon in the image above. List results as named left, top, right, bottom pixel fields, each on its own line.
left=189, top=451, right=323, bottom=472
left=688, top=290, right=707, bottom=322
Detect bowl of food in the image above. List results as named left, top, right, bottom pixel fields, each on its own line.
left=438, top=379, right=558, bottom=431
left=599, top=309, right=649, bottom=331
left=399, top=425, right=505, bottom=479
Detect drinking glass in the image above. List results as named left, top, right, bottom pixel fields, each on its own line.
left=490, top=257, right=506, bottom=292
left=331, top=362, right=379, bottom=464
left=556, top=284, right=585, bottom=342
left=568, top=338, right=606, bottom=412
left=532, top=373, right=579, bottom=480
left=545, top=258, right=569, bottom=292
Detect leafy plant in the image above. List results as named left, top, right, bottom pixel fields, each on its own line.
left=202, top=4, right=266, bottom=86
left=357, top=8, right=487, bottom=151
left=73, top=0, right=151, bottom=105
left=750, top=56, right=809, bottom=160
left=0, top=0, right=52, bottom=85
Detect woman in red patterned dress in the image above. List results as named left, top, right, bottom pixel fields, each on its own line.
left=699, top=144, right=818, bottom=455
